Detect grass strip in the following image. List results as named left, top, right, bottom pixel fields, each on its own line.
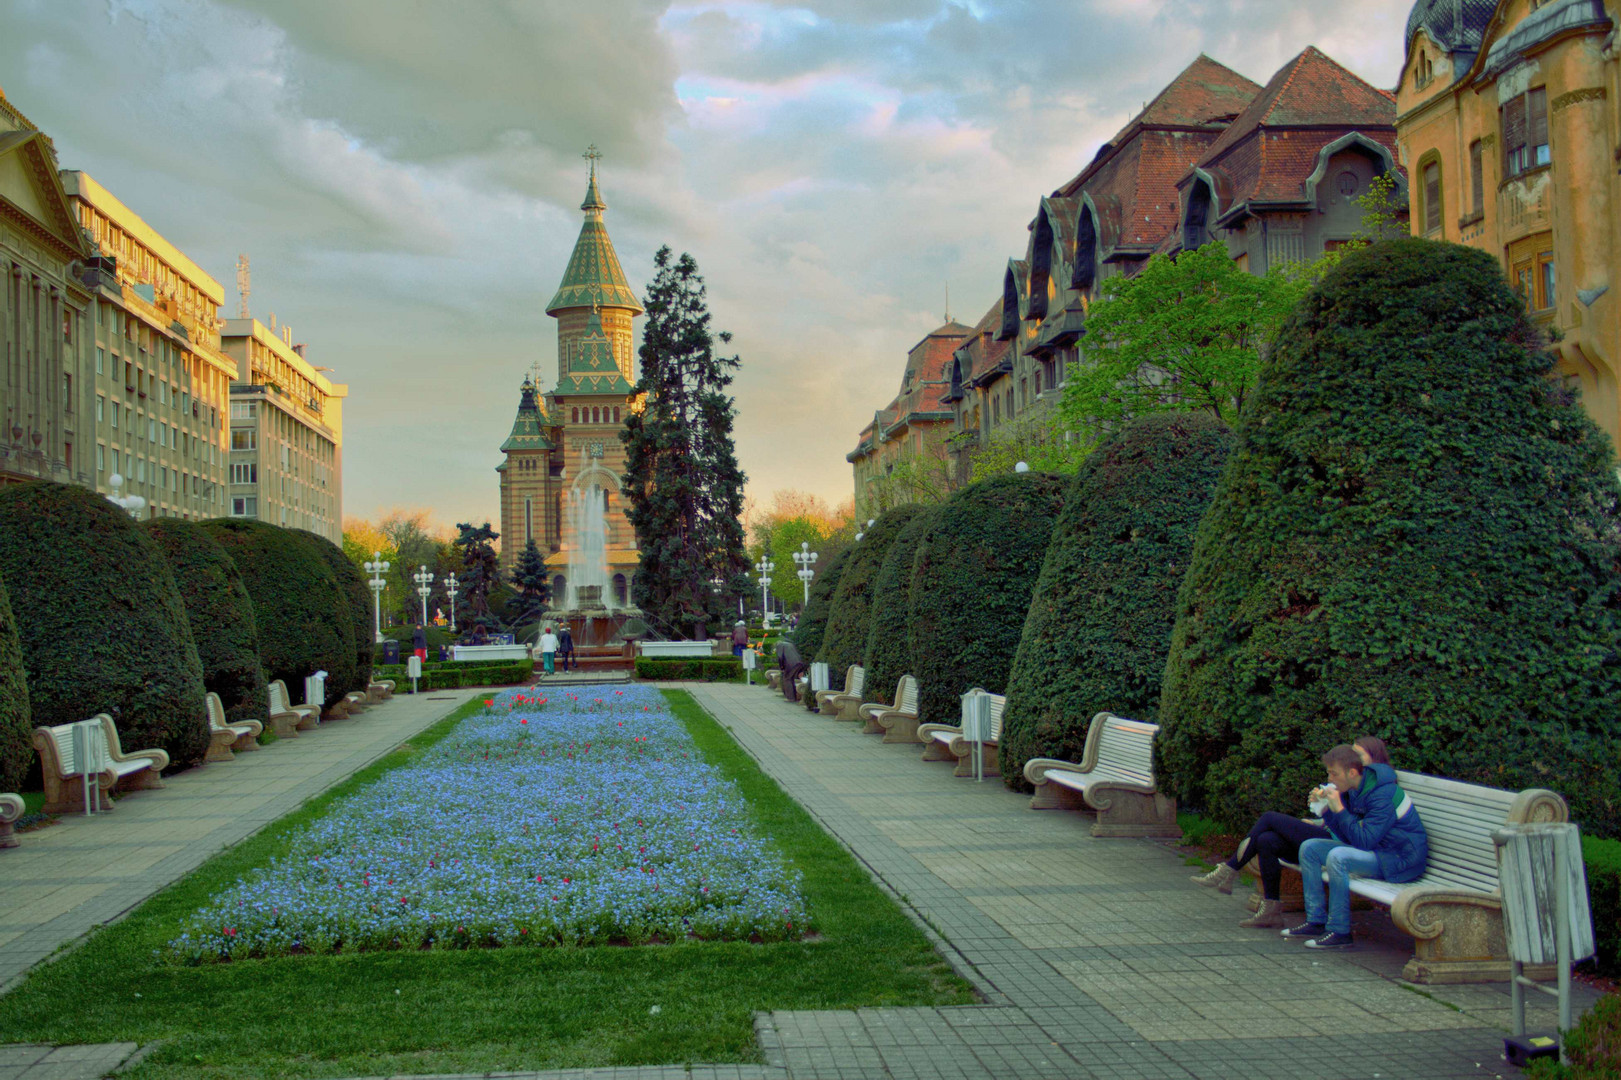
left=0, top=689, right=968, bottom=1079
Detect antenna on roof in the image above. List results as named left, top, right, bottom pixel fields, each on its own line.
left=944, top=281, right=952, bottom=323
left=235, top=254, right=250, bottom=319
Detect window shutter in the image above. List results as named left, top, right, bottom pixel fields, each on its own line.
left=1529, top=87, right=1549, bottom=155
left=1424, top=162, right=1441, bottom=232
left=1502, top=96, right=1527, bottom=173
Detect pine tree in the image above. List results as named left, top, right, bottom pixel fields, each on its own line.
left=511, top=538, right=551, bottom=629
left=453, top=522, right=502, bottom=631
left=622, top=247, right=750, bottom=637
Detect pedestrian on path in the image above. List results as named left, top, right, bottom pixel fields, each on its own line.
left=731, top=620, right=749, bottom=657
left=558, top=626, right=576, bottom=671
left=538, top=626, right=559, bottom=675
left=774, top=637, right=806, bottom=702
left=412, top=624, right=427, bottom=662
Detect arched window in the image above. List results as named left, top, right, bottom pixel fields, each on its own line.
left=613, top=406, right=620, bottom=422
left=1184, top=179, right=1213, bottom=250
left=592, top=407, right=601, bottom=423
left=612, top=573, right=627, bottom=606
left=1073, top=204, right=1097, bottom=291
left=1419, top=153, right=1443, bottom=234
left=553, top=575, right=567, bottom=606
left=571, top=407, right=579, bottom=423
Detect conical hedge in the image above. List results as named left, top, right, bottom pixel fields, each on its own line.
left=862, top=506, right=940, bottom=706
left=0, top=568, right=31, bottom=792
left=1158, top=239, right=1621, bottom=836
left=300, top=530, right=374, bottom=696
left=203, top=519, right=355, bottom=710
left=999, top=414, right=1233, bottom=784
left=816, top=505, right=924, bottom=692
left=0, top=482, right=208, bottom=766
left=147, top=519, right=269, bottom=728
left=907, top=472, right=1066, bottom=727
left=791, top=544, right=852, bottom=666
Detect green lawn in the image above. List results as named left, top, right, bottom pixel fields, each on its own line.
left=0, top=690, right=970, bottom=1078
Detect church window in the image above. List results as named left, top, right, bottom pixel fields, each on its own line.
left=613, top=406, right=620, bottom=422
left=1501, top=87, right=1550, bottom=179
left=1420, top=158, right=1442, bottom=234
left=571, top=407, right=579, bottom=423
left=1468, top=140, right=1484, bottom=220
left=525, top=496, right=532, bottom=545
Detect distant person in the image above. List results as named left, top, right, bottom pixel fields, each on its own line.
left=538, top=626, right=559, bottom=675
left=731, top=620, right=749, bottom=657
left=411, top=624, right=427, bottom=662
left=558, top=626, right=576, bottom=672
left=775, top=638, right=806, bottom=703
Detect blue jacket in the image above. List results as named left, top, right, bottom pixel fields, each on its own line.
left=1322, top=763, right=1429, bottom=883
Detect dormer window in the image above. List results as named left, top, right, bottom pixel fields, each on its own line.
left=1415, top=51, right=1434, bottom=89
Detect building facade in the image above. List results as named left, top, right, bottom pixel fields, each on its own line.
left=63, top=171, right=234, bottom=520
left=220, top=317, right=345, bottom=543
left=1395, top=0, right=1620, bottom=448
left=497, top=162, right=642, bottom=606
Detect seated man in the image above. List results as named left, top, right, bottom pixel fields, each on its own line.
left=1283, top=744, right=1428, bottom=950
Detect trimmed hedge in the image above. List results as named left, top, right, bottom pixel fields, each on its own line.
left=375, top=659, right=533, bottom=690
left=790, top=544, right=852, bottom=666
left=908, top=473, right=1066, bottom=727
left=816, top=505, right=923, bottom=692
left=0, top=567, right=30, bottom=792
left=202, top=519, right=356, bottom=710
left=999, top=414, right=1233, bottom=784
left=146, top=519, right=269, bottom=728
left=634, top=657, right=743, bottom=682
left=1526, top=990, right=1621, bottom=1080
left=0, top=482, right=208, bottom=767
left=299, top=530, right=374, bottom=696
left=1587, top=835, right=1621, bottom=978
left=861, top=507, right=940, bottom=706
left=1158, top=240, right=1621, bottom=835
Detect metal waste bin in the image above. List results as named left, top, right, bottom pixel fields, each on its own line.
left=382, top=639, right=400, bottom=665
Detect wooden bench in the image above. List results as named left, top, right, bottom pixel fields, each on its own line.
left=818, top=665, right=866, bottom=720
left=268, top=680, right=321, bottom=738
left=1023, top=713, right=1178, bottom=837
left=864, top=675, right=922, bottom=743
left=32, top=715, right=170, bottom=814
left=204, top=692, right=263, bottom=762
left=919, top=691, right=1006, bottom=777
left=1253, top=773, right=1568, bottom=984
left=0, top=792, right=22, bottom=849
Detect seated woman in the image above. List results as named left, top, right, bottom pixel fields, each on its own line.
left=1189, top=735, right=1389, bottom=929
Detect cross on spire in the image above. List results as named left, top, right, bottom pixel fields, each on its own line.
left=583, top=144, right=602, bottom=170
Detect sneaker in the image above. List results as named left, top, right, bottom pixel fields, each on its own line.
left=1280, top=922, right=1325, bottom=939
left=1304, top=931, right=1355, bottom=950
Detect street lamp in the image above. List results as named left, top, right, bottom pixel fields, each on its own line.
left=754, top=555, right=776, bottom=629
left=793, top=541, right=818, bottom=606
left=104, top=473, right=146, bottom=520
left=363, top=550, right=390, bottom=643
left=445, top=572, right=460, bottom=632
left=413, top=564, right=434, bottom=627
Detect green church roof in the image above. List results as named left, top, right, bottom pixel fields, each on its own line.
left=500, top=378, right=556, bottom=452
left=558, top=309, right=635, bottom=396
left=545, top=163, right=643, bottom=316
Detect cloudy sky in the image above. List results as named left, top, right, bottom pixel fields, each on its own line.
left=2, top=0, right=1411, bottom=528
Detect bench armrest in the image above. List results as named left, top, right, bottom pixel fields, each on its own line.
left=0, top=793, right=22, bottom=826
left=1390, top=885, right=1503, bottom=942
left=1023, top=757, right=1089, bottom=786
left=96, top=716, right=170, bottom=773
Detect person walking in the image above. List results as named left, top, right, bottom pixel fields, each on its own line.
left=538, top=625, right=559, bottom=676
left=558, top=626, right=576, bottom=672
left=731, top=620, right=749, bottom=657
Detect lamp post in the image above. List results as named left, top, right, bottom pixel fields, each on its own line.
left=445, top=572, right=460, bottom=632
left=363, top=550, right=390, bottom=643
left=413, top=564, right=434, bottom=627
left=104, top=473, right=146, bottom=521
left=793, top=541, right=818, bottom=606
left=754, top=555, right=775, bottom=629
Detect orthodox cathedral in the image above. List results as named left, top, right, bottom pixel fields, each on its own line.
left=497, top=153, right=642, bottom=606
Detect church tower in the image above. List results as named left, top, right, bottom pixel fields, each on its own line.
left=496, top=375, right=555, bottom=567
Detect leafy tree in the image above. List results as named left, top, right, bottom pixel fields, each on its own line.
left=0, top=567, right=30, bottom=793
left=510, top=538, right=551, bottom=629
left=622, top=247, right=750, bottom=637
left=859, top=448, right=955, bottom=513
left=453, top=521, right=502, bottom=631
left=1157, top=239, right=1621, bottom=837
left=962, top=413, right=1093, bottom=481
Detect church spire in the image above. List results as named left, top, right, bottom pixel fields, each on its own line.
left=545, top=147, right=642, bottom=316
left=581, top=145, right=606, bottom=216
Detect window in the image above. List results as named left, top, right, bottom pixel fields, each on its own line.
left=230, top=462, right=257, bottom=484
left=231, top=496, right=257, bottom=517
left=1415, top=51, right=1433, bottom=88
left=148, top=418, right=156, bottom=442
left=1502, top=87, right=1550, bottom=178
left=1467, top=140, right=1484, bottom=220
left=571, top=407, right=579, bottom=423
left=96, top=395, right=104, bottom=423
left=1422, top=160, right=1442, bottom=233
left=1508, top=233, right=1556, bottom=312
left=613, top=406, right=621, bottom=422
left=96, top=347, right=104, bottom=375
left=97, top=444, right=105, bottom=472
left=231, top=401, right=257, bottom=420
left=231, top=429, right=256, bottom=450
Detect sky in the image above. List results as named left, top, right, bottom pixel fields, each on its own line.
left=1, top=0, right=1412, bottom=530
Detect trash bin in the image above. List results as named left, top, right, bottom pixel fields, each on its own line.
left=382, top=639, right=400, bottom=665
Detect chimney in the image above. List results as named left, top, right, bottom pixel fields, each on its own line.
left=292, top=344, right=306, bottom=358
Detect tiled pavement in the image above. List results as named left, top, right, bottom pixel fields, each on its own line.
left=0, top=688, right=481, bottom=993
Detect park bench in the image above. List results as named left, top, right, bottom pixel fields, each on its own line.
left=919, top=691, right=1006, bottom=778
left=32, top=714, right=170, bottom=814
left=866, top=675, right=923, bottom=743
left=1252, top=773, right=1569, bottom=984
left=765, top=668, right=782, bottom=691
left=858, top=674, right=916, bottom=735
left=204, top=692, right=263, bottom=762
left=1023, top=713, right=1179, bottom=838
left=268, top=680, right=321, bottom=738
left=818, top=665, right=866, bottom=720
left=367, top=678, right=396, bottom=703
left=342, top=689, right=369, bottom=715
left=0, top=792, right=22, bottom=849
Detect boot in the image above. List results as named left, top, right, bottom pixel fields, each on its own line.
left=1190, top=862, right=1238, bottom=893
left=1239, top=899, right=1285, bottom=929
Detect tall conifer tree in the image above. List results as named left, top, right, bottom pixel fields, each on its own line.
left=622, top=247, right=750, bottom=637
left=511, top=538, right=551, bottom=629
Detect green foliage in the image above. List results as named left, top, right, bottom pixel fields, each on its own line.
left=453, top=521, right=503, bottom=631
left=510, top=539, right=551, bottom=628
left=0, top=483, right=208, bottom=766
left=815, top=506, right=923, bottom=690
left=1158, top=239, right=1621, bottom=835
left=764, top=518, right=839, bottom=609
left=374, top=659, right=533, bottom=690
left=861, top=507, right=940, bottom=705
left=1586, top=835, right=1621, bottom=978
left=146, top=519, right=269, bottom=728
left=633, top=657, right=743, bottom=682
left=964, top=414, right=1093, bottom=481
left=998, top=414, right=1232, bottom=783
left=1526, top=991, right=1621, bottom=1080
left=299, top=530, right=374, bottom=696
left=0, top=566, right=30, bottom=792
left=203, top=519, right=356, bottom=711
left=789, top=544, right=852, bottom=667
left=907, top=472, right=1066, bottom=727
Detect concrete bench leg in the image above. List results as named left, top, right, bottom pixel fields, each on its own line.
left=232, top=731, right=261, bottom=753
left=116, top=767, right=164, bottom=795
left=920, top=739, right=955, bottom=763
left=205, top=729, right=237, bottom=764
left=861, top=714, right=886, bottom=735
left=1089, top=789, right=1178, bottom=838
left=952, top=744, right=999, bottom=778
left=270, top=714, right=301, bottom=739
left=1029, top=782, right=1088, bottom=812
left=880, top=715, right=921, bottom=744
left=1393, top=893, right=1555, bottom=984
left=41, top=772, right=115, bottom=815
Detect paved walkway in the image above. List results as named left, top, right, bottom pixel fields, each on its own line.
left=0, top=688, right=481, bottom=992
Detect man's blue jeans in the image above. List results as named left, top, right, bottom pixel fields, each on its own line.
left=1298, top=838, right=1381, bottom=934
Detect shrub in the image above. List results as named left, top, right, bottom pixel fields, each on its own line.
left=1587, top=835, right=1621, bottom=978
left=146, top=519, right=269, bottom=728
left=299, top=530, right=375, bottom=696
left=374, top=660, right=534, bottom=690
left=634, top=657, right=742, bottom=682
left=0, top=482, right=208, bottom=766
left=790, top=544, right=852, bottom=665
left=861, top=507, right=940, bottom=705
left=999, top=414, right=1233, bottom=784
left=816, top=505, right=923, bottom=691
left=202, top=519, right=355, bottom=710
left=908, top=473, right=1066, bottom=727
left=1157, top=240, right=1621, bottom=834
left=0, top=568, right=31, bottom=792
left=1526, top=991, right=1621, bottom=1079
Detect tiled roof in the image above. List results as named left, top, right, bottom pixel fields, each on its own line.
left=1113, top=54, right=1264, bottom=141
left=556, top=310, right=635, bottom=396
left=500, top=379, right=555, bottom=453
left=1406, top=0, right=1496, bottom=52
left=546, top=166, right=643, bottom=315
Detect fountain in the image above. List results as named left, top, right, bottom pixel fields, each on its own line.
left=551, top=481, right=640, bottom=657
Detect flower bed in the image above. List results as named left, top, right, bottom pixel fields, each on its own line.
left=170, top=685, right=807, bottom=960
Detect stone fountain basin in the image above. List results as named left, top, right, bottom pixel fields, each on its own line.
left=451, top=644, right=531, bottom=661
left=637, top=640, right=716, bottom=658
